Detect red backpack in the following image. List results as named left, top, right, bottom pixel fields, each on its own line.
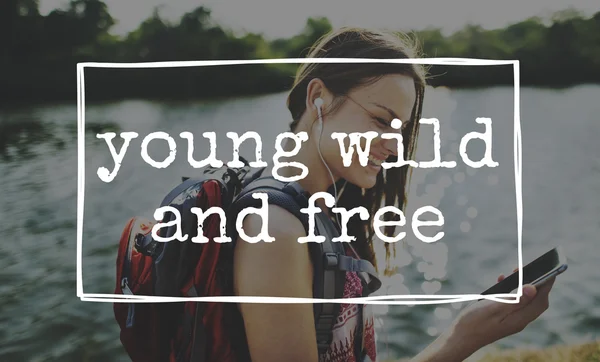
left=113, top=160, right=382, bottom=361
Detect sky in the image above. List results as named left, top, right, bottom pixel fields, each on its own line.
left=39, top=0, right=600, bottom=39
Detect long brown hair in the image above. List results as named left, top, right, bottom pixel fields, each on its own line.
left=286, top=27, right=427, bottom=275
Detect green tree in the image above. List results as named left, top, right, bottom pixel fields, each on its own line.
left=67, top=0, right=115, bottom=52
left=273, top=17, right=332, bottom=58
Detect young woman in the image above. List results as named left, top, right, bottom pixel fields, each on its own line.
left=232, top=27, right=554, bottom=362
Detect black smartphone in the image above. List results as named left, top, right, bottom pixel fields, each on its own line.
left=481, top=247, right=568, bottom=295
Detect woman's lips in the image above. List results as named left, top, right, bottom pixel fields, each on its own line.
left=367, top=153, right=386, bottom=170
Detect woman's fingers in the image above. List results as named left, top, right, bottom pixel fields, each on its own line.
left=533, top=276, right=556, bottom=301
left=510, top=282, right=552, bottom=328
left=518, top=285, right=538, bottom=307
left=505, top=278, right=555, bottom=331
left=519, top=276, right=554, bottom=308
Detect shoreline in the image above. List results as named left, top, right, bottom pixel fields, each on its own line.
left=2, top=82, right=599, bottom=111
left=391, top=340, right=600, bottom=362
left=473, top=340, right=600, bottom=361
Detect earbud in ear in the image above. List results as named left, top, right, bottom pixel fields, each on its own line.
left=314, top=97, right=324, bottom=110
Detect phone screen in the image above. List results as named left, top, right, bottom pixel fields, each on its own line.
left=481, top=248, right=561, bottom=295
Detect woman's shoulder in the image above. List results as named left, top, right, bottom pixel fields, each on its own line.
left=232, top=171, right=314, bottom=295
left=232, top=204, right=314, bottom=300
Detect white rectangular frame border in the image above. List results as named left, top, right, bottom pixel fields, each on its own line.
left=76, top=58, right=522, bottom=305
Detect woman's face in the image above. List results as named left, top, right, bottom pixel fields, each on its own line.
left=317, top=74, right=417, bottom=189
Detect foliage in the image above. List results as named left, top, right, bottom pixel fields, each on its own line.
left=1, top=1, right=599, bottom=105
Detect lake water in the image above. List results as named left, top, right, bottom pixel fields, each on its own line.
left=1, top=85, right=599, bottom=361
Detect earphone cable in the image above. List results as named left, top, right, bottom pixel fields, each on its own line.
left=315, top=105, right=340, bottom=227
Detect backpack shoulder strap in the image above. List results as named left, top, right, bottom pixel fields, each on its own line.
left=230, top=176, right=310, bottom=232
left=311, top=212, right=345, bottom=354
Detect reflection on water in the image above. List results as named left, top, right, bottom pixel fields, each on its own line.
left=1, top=86, right=599, bottom=361
left=0, top=110, right=121, bottom=163
left=0, top=115, right=59, bottom=161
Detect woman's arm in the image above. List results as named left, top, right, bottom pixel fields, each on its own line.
left=233, top=204, right=556, bottom=362
left=233, top=204, right=319, bottom=362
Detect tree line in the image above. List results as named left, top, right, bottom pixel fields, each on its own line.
left=1, top=0, right=599, bottom=105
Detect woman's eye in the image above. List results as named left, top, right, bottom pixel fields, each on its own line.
left=374, top=117, right=389, bottom=129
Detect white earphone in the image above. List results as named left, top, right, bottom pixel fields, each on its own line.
left=313, top=96, right=342, bottom=226
left=314, top=97, right=324, bottom=109
left=314, top=97, right=324, bottom=131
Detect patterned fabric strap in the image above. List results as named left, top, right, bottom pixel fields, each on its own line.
left=335, top=255, right=382, bottom=295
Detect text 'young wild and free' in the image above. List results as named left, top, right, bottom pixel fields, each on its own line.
left=96, top=117, right=498, bottom=244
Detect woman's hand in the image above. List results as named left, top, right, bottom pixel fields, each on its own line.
left=451, top=273, right=555, bottom=357
left=412, top=270, right=555, bottom=362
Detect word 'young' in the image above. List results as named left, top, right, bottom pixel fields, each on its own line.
left=96, top=117, right=499, bottom=183
left=154, top=191, right=445, bottom=244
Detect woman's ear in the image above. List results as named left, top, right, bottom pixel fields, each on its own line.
left=305, top=78, right=330, bottom=116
